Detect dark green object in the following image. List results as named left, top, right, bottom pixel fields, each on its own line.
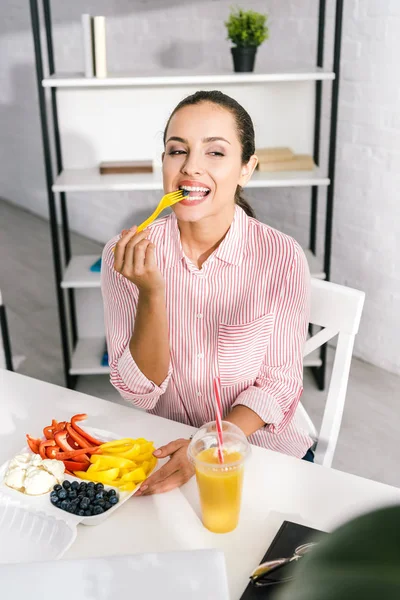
left=225, top=8, right=269, bottom=48
left=231, top=46, right=257, bottom=73
left=275, top=505, right=400, bottom=600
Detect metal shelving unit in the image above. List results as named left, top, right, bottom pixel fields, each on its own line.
left=30, top=0, right=343, bottom=390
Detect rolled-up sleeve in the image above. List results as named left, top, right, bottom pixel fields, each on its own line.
left=100, top=241, right=172, bottom=409
left=232, top=245, right=310, bottom=434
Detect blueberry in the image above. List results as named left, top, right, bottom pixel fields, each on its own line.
left=108, top=489, right=116, bottom=497
left=95, top=491, right=104, bottom=500
left=95, top=483, right=104, bottom=491
left=79, top=481, right=87, bottom=490
left=50, top=490, right=58, bottom=498
left=87, top=482, right=95, bottom=489
left=68, top=490, right=77, bottom=499
left=94, top=498, right=105, bottom=507
left=87, top=489, right=95, bottom=499
left=109, top=495, right=119, bottom=506
left=62, top=480, right=71, bottom=490
left=60, top=500, right=70, bottom=510
left=93, top=505, right=104, bottom=515
left=54, top=484, right=62, bottom=492
left=104, top=501, right=112, bottom=510
left=58, top=489, right=67, bottom=500
left=77, top=509, right=85, bottom=516
left=80, top=500, right=89, bottom=510
left=71, top=481, right=79, bottom=491
left=50, top=495, right=59, bottom=505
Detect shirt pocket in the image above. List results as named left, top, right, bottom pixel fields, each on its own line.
left=217, top=313, right=275, bottom=387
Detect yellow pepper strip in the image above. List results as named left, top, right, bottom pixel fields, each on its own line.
left=73, top=467, right=120, bottom=483
left=100, top=438, right=136, bottom=450
left=136, top=451, right=154, bottom=462
left=136, top=442, right=154, bottom=454
left=117, top=444, right=142, bottom=459
left=119, top=482, right=137, bottom=492
left=120, top=467, right=147, bottom=483
left=90, top=454, right=136, bottom=469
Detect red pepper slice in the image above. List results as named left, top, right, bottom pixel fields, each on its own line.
left=71, top=414, right=104, bottom=446
left=46, top=445, right=60, bottom=459
left=63, top=460, right=89, bottom=472
left=66, top=423, right=94, bottom=448
left=67, top=435, right=81, bottom=450
left=43, top=425, right=55, bottom=440
left=39, top=439, right=56, bottom=459
left=54, top=421, right=66, bottom=433
left=26, top=434, right=41, bottom=454
left=54, top=430, right=75, bottom=452
left=51, top=419, right=58, bottom=428
left=54, top=448, right=97, bottom=461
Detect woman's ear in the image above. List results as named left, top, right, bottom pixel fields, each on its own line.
left=238, top=155, right=258, bottom=187
left=161, top=151, right=165, bottom=163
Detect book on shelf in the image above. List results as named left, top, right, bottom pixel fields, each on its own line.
left=81, top=14, right=107, bottom=78
left=81, top=14, right=95, bottom=77
left=258, top=154, right=316, bottom=172
left=99, top=160, right=154, bottom=175
left=255, top=147, right=295, bottom=163
left=94, top=16, right=107, bottom=78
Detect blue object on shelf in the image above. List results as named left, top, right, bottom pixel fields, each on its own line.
left=101, top=343, right=109, bottom=367
left=90, top=257, right=102, bottom=272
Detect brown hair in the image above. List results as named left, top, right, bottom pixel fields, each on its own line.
left=163, top=90, right=256, bottom=218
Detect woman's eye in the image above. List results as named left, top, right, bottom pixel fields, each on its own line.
left=208, top=151, right=224, bottom=157
left=168, top=150, right=187, bottom=156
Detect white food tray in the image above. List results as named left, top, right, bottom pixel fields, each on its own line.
left=0, top=427, right=158, bottom=562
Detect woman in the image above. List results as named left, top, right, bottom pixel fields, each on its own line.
left=101, top=90, right=313, bottom=496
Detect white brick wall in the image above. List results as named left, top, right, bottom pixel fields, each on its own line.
left=1, top=0, right=399, bottom=375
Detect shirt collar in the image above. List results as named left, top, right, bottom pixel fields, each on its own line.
left=164, top=205, right=249, bottom=270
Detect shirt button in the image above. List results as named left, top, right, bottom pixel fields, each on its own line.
left=196, top=313, right=203, bottom=319
left=197, top=353, right=204, bottom=360
left=196, top=391, right=202, bottom=398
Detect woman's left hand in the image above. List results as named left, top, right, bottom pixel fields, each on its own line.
left=135, top=438, right=195, bottom=496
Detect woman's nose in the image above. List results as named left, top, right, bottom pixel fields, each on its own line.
left=181, top=152, right=204, bottom=176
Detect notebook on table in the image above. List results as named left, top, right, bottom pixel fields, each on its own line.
left=240, top=521, right=327, bottom=599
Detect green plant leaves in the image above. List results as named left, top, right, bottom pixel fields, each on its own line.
left=225, top=7, right=269, bottom=48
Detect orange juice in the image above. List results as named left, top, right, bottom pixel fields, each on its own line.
left=195, top=448, right=244, bottom=533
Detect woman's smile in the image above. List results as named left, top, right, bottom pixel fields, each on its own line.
left=178, top=179, right=212, bottom=206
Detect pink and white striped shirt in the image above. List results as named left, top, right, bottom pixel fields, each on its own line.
left=101, top=206, right=313, bottom=458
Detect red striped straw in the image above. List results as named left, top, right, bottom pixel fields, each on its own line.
left=213, top=376, right=224, bottom=464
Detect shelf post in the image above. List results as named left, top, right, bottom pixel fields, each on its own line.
left=29, top=0, right=75, bottom=388
left=313, top=0, right=344, bottom=390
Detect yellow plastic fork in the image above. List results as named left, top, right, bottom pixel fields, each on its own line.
left=136, top=189, right=187, bottom=233
left=112, top=189, right=187, bottom=252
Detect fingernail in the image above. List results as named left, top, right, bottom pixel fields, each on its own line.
left=153, top=449, right=162, bottom=456
left=140, top=484, right=148, bottom=492
left=130, top=225, right=138, bottom=232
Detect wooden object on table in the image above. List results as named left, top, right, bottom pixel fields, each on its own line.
left=258, top=154, right=316, bottom=172
left=255, top=147, right=295, bottom=162
left=99, top=160, right=153, bottom=175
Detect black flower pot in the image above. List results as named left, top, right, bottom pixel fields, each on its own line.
left=231, top=46, right=257, bottom=72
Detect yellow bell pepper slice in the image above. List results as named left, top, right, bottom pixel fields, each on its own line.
left=120, top=467, right=147, bottom=483
left=73, top=467, right=119, bottom=483
left=90, top=454, right=136, bottom=469
left=136, top=451, right=154, bottom=462
left=100, top=438, right=136, bottom=450
left=119, top=482, right=137, bottom=492
left=116, top=444, right=142, bottom=459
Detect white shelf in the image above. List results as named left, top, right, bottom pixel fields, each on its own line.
left=61, top=250, right=325, bottom=290
left=61, top=255, right=102, bottom=289
left=43, top=67, right=335, bottom=88
left=70, top=335, right=321, bottom=375
left=70, top=337, right=109, bottom=375
left=53, top=168, right=329, bottom=193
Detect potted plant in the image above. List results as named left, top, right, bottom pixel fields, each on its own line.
left=225, top=7, right=269, bottom=73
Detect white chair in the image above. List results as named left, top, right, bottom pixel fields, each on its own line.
left=296, top=279, right=365, bottom=468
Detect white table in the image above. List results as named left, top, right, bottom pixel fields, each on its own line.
left=1, top=369, right=399, bottom=599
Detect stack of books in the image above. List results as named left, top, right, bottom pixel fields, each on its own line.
left=82, top=14, right=107, bottom=78
left=256, top=147, right=316, bottom=172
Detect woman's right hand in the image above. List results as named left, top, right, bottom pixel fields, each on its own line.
left=113, top=227, right=165, bottom=295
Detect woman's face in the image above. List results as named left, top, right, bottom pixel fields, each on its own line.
left=162, top=102, right=257, bottom=223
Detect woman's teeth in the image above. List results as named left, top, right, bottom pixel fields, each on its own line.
left=179, top=185, right=211, bottom=202
left=180, top=185, right=210, bottom=193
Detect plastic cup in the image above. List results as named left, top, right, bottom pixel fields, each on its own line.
left=187, top=421, right=251, bottom=534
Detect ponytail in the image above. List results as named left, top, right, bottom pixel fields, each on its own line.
left=234, top=185, right=256, bottom=218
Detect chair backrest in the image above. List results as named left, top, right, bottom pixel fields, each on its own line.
left=299, top=279, right=365, bottom=467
